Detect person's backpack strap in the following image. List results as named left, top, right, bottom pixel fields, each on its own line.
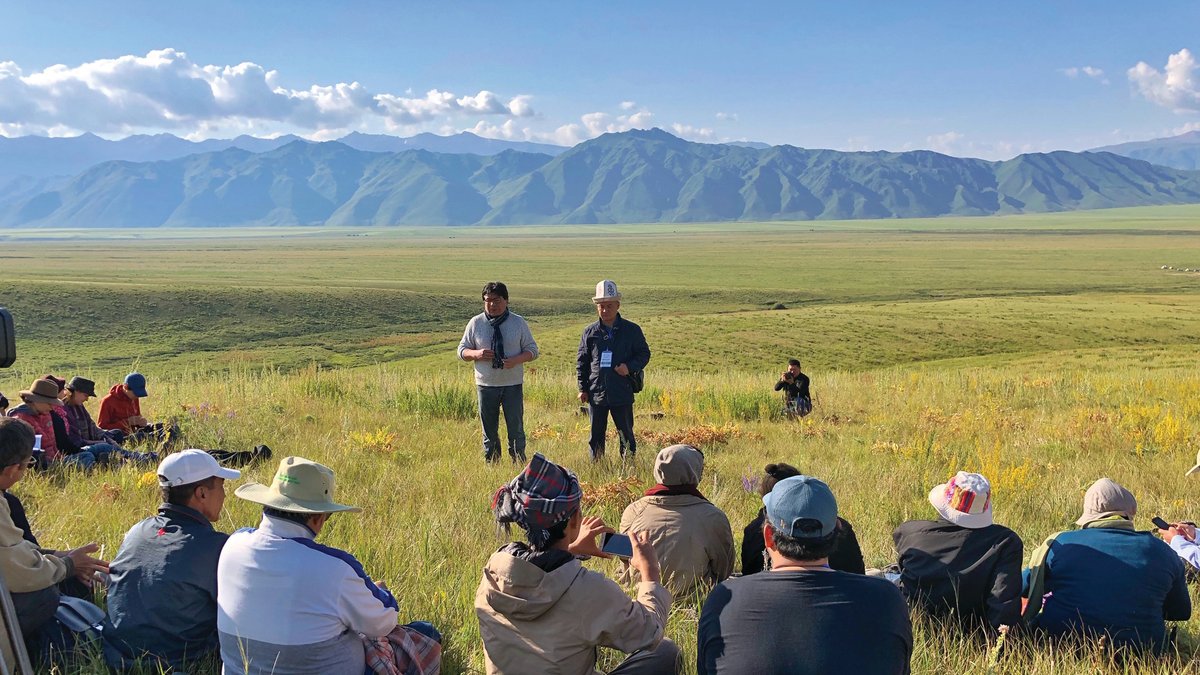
left=1021, top=530, right=1067, bottom=628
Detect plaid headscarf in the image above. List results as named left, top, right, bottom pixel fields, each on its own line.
left=492, top=453, right=582, bottom=549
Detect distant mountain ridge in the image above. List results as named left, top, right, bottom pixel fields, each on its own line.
left=3, top=128, right=1199, bottom=228
left=0, top=130, right=567, bottom=184
left=1091, top=131, right=1200, bottom=171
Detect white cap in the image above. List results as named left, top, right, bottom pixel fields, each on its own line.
left=158, top=449, right=242, bottom=487
left=593, top=279, right=621, bottom=303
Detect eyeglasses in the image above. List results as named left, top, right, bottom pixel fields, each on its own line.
left=7, top=457, right=36, bottom=469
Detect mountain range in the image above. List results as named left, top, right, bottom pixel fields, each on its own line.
left=0, top=131, right=567, bottom=184
left=3, top=128, right=1200, bottom=228
left=1091, top=131, right=1200, bottom=171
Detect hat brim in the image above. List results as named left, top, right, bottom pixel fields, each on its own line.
left=234, top=482, right=360, bottom=514
left=1187, top=464, right=1200, bottom=477
left=592, top=296, right=620, bottom=303
left=20, top=391, right=63, bottom=407
left=130, top=388, right=148, bottom=398
left=929, top=484, right=993, bottom=529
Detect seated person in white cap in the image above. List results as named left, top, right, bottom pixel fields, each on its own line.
left=1022, top=478, right=1190, bottom=653
left=619, top=445, right=734, bottom=598
left=103, top=449, right=242, bottom=671
left=217, top=456, right=439, bottom=675
left=698, top=476, right=912, bottom=675
left=892, top=471, right=1023, bottom=633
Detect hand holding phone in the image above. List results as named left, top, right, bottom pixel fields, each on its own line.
left=601, top=532, right=633, bottom=559
left=1152, top=516, right=1171, bottom=531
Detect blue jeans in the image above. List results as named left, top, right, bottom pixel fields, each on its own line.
left=83, top=443, right=158, bottom=466
left=60, top=452, right=96, bottom=470
left=477, top=384, right=526, bottom=462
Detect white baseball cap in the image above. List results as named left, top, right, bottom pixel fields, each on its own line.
left=158, top=449, right=242, bottom=487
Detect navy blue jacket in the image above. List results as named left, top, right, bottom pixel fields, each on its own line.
left=1024, top=526, right=1190, bottom=651
left=102, top=503, right=229, bottom=669
left=576, top=314, right=651, bottom=407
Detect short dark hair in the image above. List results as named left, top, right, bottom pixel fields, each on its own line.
left=0, top=417, right=35, bottom=468
left=768, top=523, right=838, bottom=562
left=0, top=393, right=8, bottom=412
left=529, top=518, right=571, bottom=552
left=263, top=505, right=321, bottom=527
left=760, top=462, right=801, bottom=496
left=160, top=475, right=221, bottom=506
left=482, top=282, right=509, bottom=301
left=788, top=358, right=801, bottom=368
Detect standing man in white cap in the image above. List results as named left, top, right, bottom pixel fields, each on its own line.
left=892, top=471, right=1023, bottom=633
left=577, top=280, right=651, bottom=460
left=458, top=281, right=540, bottom=463
left=103, top=449, right=242, bottom=671
left=217, top=456, right=439, bottom=675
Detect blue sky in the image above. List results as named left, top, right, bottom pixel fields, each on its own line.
left=2, top=1, right=1198, bottom=158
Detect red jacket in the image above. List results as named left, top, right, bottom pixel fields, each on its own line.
left=7, top=404, right=61, bottom=460
left=98, top=384, right=140, bottom=434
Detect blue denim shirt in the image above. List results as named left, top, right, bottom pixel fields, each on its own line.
left=103, top=503, right=229, bottom=669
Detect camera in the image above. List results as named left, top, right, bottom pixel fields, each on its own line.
left=0, top=308, right=14, bottom=368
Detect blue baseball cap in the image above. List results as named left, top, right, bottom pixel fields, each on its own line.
left=124, top=372, right=148, bottom=398
left=762, top=475, right=838, bottom=538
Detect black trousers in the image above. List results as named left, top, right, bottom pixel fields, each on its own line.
left=588, top=403, right=636, bottom=459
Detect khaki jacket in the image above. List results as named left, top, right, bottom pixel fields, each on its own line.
left=0, top=494, right=71, bottom=593
left=620, top=495, right=735, bottom=598
left=475, top=550, right=670, bottom=675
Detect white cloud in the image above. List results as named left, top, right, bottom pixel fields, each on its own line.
left=1061, top=65, right=1109, bottom=84
left=1129, top=48, right=1200, bottom=113
left=926, top=131, right=965, bottom=154
left=670, top=123, right=715, bottom=140
left=0, top=48, right=536, bottom=137
left=715, top=111, right=738, bottom=122
left=921, top=131, right=1042, bottom=159
left=619, top=100, right=637, bottom=111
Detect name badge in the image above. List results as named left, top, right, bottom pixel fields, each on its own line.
left=600, top=350, right=613, bottom=368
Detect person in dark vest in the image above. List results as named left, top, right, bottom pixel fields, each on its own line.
left=577, top=280, right=651, bottom=460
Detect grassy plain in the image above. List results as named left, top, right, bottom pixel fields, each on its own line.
left=2, top=205, right=1200, bottom=673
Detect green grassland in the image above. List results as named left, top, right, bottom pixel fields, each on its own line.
left=2, top=206, right=1200, bottom=673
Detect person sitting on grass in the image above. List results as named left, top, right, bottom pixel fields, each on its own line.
left=1023, top=478, right=1191, bottom=653
left=0, top=391, right=8, bottom=416
left=98, top=372, right=177, bottom=446
left=61, top=376, right=154, bottom=465
left=893, top=471, right=1023, bottom=634
left=698, top=475, right=912, bottom=675
left=217, top=456, right=440, bottom=675
left=6, top=378, right=93, bottom=469
left=0, top=418, right=110, bottom=666
left=476, top=453, right=681, bottom=675
left=741, top=463, right=864, bottom=575
left=102, top=450, right=243, bottom=672
left=774, top=358, right=811, bottom=418
left=43, top=375, right=156, bottom=469
left=619, top=444, right=734, bottom=598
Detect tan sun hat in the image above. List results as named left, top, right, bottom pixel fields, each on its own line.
left=1076, top=477, right=1136, bottom=526
left=234, top=456, right=360, bottom=514
left=592, top=279, right=621, bottom=303
left=19, top=379, right=64, bottom=407
left=1186, top=449, right=1200, bottom=477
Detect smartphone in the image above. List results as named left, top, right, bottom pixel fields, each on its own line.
left=1151, top=516, right=1171, bottom=530
left=601, top=532, right=633, bottom=559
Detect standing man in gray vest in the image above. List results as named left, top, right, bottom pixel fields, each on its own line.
left=458, top=282, right=540, bottom=463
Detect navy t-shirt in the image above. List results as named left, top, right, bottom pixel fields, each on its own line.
left=698, top=569, right=912, bottom=675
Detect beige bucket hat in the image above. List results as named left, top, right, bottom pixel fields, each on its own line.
left=235, top=456, right=360, bottom=514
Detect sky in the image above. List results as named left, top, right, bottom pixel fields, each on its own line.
left=2, top=2, right=1199, bottom=159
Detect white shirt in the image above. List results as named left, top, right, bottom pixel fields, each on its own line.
left=216, top=514, right=398, bottom=646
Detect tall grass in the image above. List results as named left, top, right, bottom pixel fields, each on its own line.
left=9, top=355, right=1200, bottom=674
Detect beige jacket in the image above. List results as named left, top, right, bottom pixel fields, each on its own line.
left=620, top=494, right=735, bottom=598
left=0, top=494, right=71, bottom=593
left=475, top=549, right=670, bottom=675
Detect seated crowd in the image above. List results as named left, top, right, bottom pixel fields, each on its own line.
left=0, top=377, right=1197, bottom=673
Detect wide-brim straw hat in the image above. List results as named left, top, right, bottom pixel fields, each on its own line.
left=235, top=456, right=360, bottom=514
left=929, top=472, right=993, bottom=529
left=20, top=379, right=64, bottom=407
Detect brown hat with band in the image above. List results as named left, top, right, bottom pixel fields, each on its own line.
left=20, top=379, right=64, bottom=407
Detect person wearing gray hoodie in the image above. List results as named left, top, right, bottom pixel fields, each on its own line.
left=619, top=445, right=735, bottom=598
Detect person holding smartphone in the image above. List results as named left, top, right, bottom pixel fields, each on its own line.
left=477, top=453, right=681, bottom=674
left=1158, top=520, right=1200, bottom=576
